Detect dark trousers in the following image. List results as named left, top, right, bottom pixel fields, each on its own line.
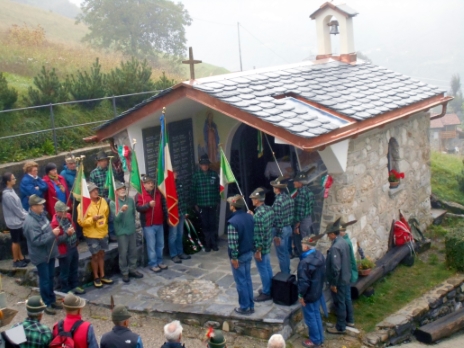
left=116, top=233, right=137, bottom=275
left=345, top=284, right=355, bottom=324
left=36, top=259, right=56, bottom=306
left=331, top=283, right=347, bottom=332
left=292, top=225, right=303, bottom=256
left=199, top=206, right=218, bottom=250
left=71, top=199, right=83, bottom=240
left=58, top=248, right=79, bottom=293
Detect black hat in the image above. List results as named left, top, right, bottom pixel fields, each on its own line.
left=249, top=187, right=268, bottom=200
left=293, top=166, right=317, bottom=183
left=199, top=154, right=211, bottom=165
left=270, top=175, right=288, bottom=189
left=208, top=330, right=226, bottom=348
left=26, top=296, right=47, bottom=314
left=45, top=162, right=57, bottom=174
left=95, top=151, right=109, bottom=161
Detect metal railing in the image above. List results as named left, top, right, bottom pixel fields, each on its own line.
left=0, top=90, right=161, bottom=154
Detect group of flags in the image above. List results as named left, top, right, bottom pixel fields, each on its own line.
left=71, top=112, right=240, bottom=227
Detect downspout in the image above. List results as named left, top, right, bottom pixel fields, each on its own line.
left=430, top=101, right=450, bottom=120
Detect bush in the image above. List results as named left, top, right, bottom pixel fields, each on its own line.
left=445, top=228, right=464, bottom=271
left=26, top=66, right=69, bottom=106
left=106, top=58, right=155, bottom=108
left=66, top=58, right=106, bottom=109
left=154, top=71, right=177, bottom=90
left=0, top=72, right=18, bottom=109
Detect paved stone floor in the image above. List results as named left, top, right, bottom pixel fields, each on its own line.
left=81, top=238, right=301, bottom=329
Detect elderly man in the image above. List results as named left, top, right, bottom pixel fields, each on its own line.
left=23, top=195, right=62, bottom=315
left=191, top=154, right=220, bottom=252
left=89, top=151, right=110, bottom=198
left=227, top=194, right=254, bottom=315
left=325, top=218, right=352, bottom=334
left=271, top=175, right=294, bottom=274
left=298, top=236, right=325, bottom=348
left=249, top=187, right=274, bottom=302
left=101, top=305, right=143, bottom=348
left=12, top=295, right=52, bottom=348
left=161, top=320, right=184, bottom=348
left=267, top=334, right=285, bottom=348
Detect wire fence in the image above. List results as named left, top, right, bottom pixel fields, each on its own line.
left=0, top=91, right=161, bottom=156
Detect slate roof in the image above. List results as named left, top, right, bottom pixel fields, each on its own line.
left=430, top=113, right=461, bottom=129
left=191, top=60, right=445, bottom=139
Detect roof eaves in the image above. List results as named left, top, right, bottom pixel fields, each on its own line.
left=309, top=2, right=358, bottom=19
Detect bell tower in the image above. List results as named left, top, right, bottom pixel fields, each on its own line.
left=310, top=2, right=358, bottom=63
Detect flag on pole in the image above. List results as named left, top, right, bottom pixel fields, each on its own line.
left=157, top=113, right=179, bottom=226
left=118, top=144, right=131, bottom=172
left=257, top=130, right=264, bottom=158
left=105, top=158, right=119, bottom=215
left=72, top=164, right=90, bottom=219
left=219, top=147, right=236, bottom=197
left=129, top=147, right=142, bottom=195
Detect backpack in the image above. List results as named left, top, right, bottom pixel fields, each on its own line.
left=49, top=320, right=83, bottom=348
left=393, top=220, right=413, bottom=246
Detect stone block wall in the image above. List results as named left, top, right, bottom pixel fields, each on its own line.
left=365, top=275, right=464, bottom=346
left=319, top=112, right=432, bottom=260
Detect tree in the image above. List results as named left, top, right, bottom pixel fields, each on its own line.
left=66, top=58, right=106, bottom=109
left=0, top=72, right=18, bottom=110
left=77, top=0, right=191, bottom=60
left=106, top=58, right=155, bottom=108
left=449, top=74, right=463, bottom=116
left=26, top=66, right=69, bottom=106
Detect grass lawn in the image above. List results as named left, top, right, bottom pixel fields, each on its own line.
left=430, top=151, right=464, bottom=205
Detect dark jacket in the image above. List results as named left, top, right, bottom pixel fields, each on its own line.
left=227, top=209, right=254, bottom=259
left=23, top=211, right=59, bottom=265
left=326, top=236, right=351, bottom=286
left=100, top=326, right=140, bottom=348
left=160, top=342, right=185, bottom=348
left=61, top=165, right=77, bottom=191
left=297, top=249, right=325, bottom=303
left=20, top=174, right=48, bottom=210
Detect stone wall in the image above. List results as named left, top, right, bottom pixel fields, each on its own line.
left=319, top=112, right=432, bottom=260
left=365, top=275, right=464, bottom=346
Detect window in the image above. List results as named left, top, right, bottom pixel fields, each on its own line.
left=387, top=137, right=400, bottom=172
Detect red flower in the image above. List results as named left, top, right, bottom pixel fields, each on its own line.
left=388, top=170, right=405, bottom=182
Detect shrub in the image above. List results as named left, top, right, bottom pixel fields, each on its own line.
left=105, top=58, right=155, bottom=108
left=154, top=71, right=177, bottom=90
left=445, top=228, right=464, bottom=271
left=357, top=257, right=376, bottom=270
left=0, top=72, right=18, bottom=109
left=26, top=66, right=69, bottom=106
left=66, top=58, right=105, bottom=109
left=7, top=24, right=46, bottom=46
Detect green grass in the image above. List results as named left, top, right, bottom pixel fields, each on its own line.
left=353, top=259, right=454, bottom=332
left=431, top=151, right=464, bottom=205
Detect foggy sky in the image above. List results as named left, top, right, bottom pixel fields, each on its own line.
left=69, top=0, right=464, bottom=90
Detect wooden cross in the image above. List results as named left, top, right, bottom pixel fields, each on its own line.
left=182, top=47, right=202, bottom=81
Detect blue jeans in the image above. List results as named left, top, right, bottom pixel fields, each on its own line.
left=254, top=252, right=273, bottom=296
left=58, top=247, right=79, bottom=293
left=36, top=259, right=56, bottom=306
left=231, top=251, right=254, bottom=310
left=302, top=300, right=324, bottom=345
left=143, top=225, right=164, bottom=267
left=345, top=284, right=354, bottom=324
left=274, top=226, right=292, bottom=274
left=168, top=216, right=185, bottom=258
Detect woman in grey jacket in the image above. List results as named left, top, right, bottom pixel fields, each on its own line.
left=1, top=172, right=29, bottom=267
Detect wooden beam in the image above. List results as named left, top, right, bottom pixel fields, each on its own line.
left=415, top=308, right=464, bottom=344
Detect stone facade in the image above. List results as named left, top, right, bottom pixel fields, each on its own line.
left=319, top=111, right=432, bottom=260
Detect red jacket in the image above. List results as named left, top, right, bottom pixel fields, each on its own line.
left=51, top=212, right=77, bottom=256
left=43, top=175, right=70, bottom=216
left=135, top=188, right=164, bottom=227
left=53, top=314, right=92, bottom=348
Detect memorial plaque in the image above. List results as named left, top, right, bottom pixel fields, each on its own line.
left=142, top=125, right=161, bottom=179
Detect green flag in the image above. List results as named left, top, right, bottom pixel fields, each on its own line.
left=257, top=130, right=264, bottom=158
left=129, top=148, right=142, bottom=194
left=220, top=148, right=236, bottom=198
left=105, top=158, right=119, bottom=215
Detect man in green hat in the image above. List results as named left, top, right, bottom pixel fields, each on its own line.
left=90, top=151, right=110, bottom=198
left=110, top=181, right=143, bottom=283
left=23, top=195, right=62, bottom=315
left=227, top=194, right=254, bottom=315
left=324, top=218, right=351, bottom=335
left=100, top=305, right=143, bottom=348
left=207, top=329, right=226, bottom=348
left=270, top=176, right=294, bottom=274
left=12, top=295, right=52, bottom=348
left=51, top=200, right=85, bottom=295
left=249, top=187, right=274, bottom=302
left=291, top=169, right=316, bottom=257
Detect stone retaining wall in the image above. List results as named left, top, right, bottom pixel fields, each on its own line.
left=364, top=274, right=464, bottom=346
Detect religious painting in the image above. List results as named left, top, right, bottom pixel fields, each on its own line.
left=198, top=111, right=220, bottom=168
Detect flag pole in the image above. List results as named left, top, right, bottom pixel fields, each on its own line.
left=130, top=138, right=144, bottom=267
left=294, top=147, right=302, bottom=171
left=264, top=134, right=290, bottom=194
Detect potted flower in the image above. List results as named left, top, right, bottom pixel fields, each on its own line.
left=388, top=169, right=405, bottom=188
left=357, top=258, right=376, bottom=276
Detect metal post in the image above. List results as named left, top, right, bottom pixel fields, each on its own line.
left=49, top=104, right=58, bottom=154
left=237, top=22, right=243, bottom=72
left=112, top=95, right=117, bottom=117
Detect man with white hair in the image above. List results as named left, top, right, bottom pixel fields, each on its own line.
left=161, top=320, right=185, bottom=348
left=267, top=334, right=285, bottom=348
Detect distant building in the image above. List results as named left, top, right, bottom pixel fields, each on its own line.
left=430, top=113, right=461, bottom=151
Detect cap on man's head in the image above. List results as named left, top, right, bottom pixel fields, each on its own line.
left=141, top=175, right=155, bottom=184
left=227, top=194, right=245, bottom=208
left=45, top=162, right=57, bottom=174
left=87, top=182, right=99, bottom=193
left=65, top=153, right=76, bottom=164
left=199, top=154, right=211, bottom=165
left=292, top=166, right=317, bottom=183
left=301, top=235, right=318, bottom=247
left=112, top=305, right=131, bottom=322
left=54, top=201, right=69, bottom=212
left=115, top=181, right=125, bottom=190
left=249, top=187, right=267, bottom=200
left=62, top=293, right=86, bottom=309
left=29, top=194, right=46, bottom=206
left=323, top=217, right=344, bottom=235
left=95, top=151, right=109, bottom=161
left=26, top=296, right=47, bottom=314
left=208, top=329, right=226, bottom=348
left=270, top=175, right=288, bottom=189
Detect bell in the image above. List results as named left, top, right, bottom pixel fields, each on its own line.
left=328, top=20, right=339, bottom=35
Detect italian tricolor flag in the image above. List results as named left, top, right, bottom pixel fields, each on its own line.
left=73, top=163, right=91, bottom=219
left=157, top=114, right=179, bottom=226
left=219, top=148, right=236, bottom=198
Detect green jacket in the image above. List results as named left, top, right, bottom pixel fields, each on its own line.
left=110, top=196, right=136, bottom=236
left=343, top=233, right=358, bottom=283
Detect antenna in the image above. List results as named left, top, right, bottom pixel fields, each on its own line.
left=237, top=22, right=243, bottom=71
